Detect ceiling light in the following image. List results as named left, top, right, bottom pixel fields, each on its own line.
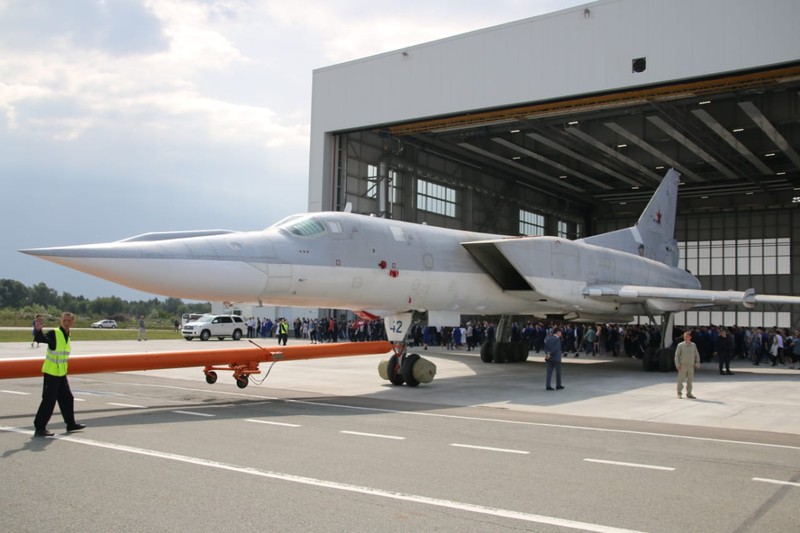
left=558, top=175, right=567, bottom=179
left=699, top=100, right=711, bottom=105
left=765, top=153, right=775, bottom=157
left=617, top=144, right=627, bottom=148
left=631, top=186, right=639, bottom=190
left=510, top=129, right=520, bottom=133
left=746, top=192, right=754, bottom=195
left=655, top=165, right=664, bottom=170
left=512, top=156, right=521, bottom=160
left=701, top=195, right=709, bottom=199
left=567, top=120, right=579, bottom=125
left=733, top=128, right=744, bottom=133
left=620, top=202, right=627, bottom=205
left=777, top=171, right=786, bottom=175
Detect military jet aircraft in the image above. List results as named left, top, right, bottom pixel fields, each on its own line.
left=20, top=169, right=800, bottom=384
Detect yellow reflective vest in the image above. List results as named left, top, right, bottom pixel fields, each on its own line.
left=42, top=328, right=71, bottom=377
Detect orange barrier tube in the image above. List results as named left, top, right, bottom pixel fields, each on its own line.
left=0, top=341, right=392, bottom=380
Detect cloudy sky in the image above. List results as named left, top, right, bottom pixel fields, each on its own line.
left=1, top=0, right=585, bottom=301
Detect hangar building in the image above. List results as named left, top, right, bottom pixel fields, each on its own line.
left=309, top=0, right=800, bottom=328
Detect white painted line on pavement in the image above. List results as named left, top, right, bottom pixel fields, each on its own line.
left=172, top=410, right=215, bottom=417
left=0, top=425, right=645, bottom=533
left=97, top=379, right=800, bottom=451
left=753, top=477, right=800, bottom=488
left=451, top=443, right=530, bottom=455
left=340, top=430, right=405, bottom=440
left=0, top=390, right=29, bottom=395
left=108, top=403, right=146, bottom=409
left=584, top=458, right=674, bottom=471
left=246, top=419, right=300, bottom=428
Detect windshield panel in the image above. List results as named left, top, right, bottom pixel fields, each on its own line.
left=275, top=215, right=328, bottom=238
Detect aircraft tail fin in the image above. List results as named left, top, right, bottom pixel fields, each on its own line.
left=580, top=168, right=681, bottom=267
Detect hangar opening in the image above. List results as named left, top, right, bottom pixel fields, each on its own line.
left=310, top=0, right=800, bottom=328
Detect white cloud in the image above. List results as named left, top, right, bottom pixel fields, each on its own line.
left=0, top=0, right=585, bottom=299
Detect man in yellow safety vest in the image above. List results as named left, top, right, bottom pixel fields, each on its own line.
left=33, top=312, right=85, bottom=437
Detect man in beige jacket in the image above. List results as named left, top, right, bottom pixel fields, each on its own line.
left=675, top=330, right=700, bottom=399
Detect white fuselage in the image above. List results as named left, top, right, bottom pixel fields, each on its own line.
left=27, top=211, right=701, bottom=321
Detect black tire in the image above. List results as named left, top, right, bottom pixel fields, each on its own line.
left=386, top=355, right=405, bottom=386
left=658, top=348, right=670, bottom=372
left=493, top=343, right=509, bottom=364
left=480, top=342, right=494, bottom=363
left=217, top=337, right=224, bottom=340
left=506, top=341, right=528, bottom=363
left=205, top=371, right=217, bottom=384
left=200, top=330, right=211, bottom=341
left=236, top=375, right=248, bottom=389
left=402, top=353, right=421, bottom=387
left=232, top=329, right=242, bottom=341
left=642, top=346, right=657, bottom=371
left=184, top=336, right=193, bottom=341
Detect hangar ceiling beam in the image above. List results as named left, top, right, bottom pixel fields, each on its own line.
left=690, top=109, right=772, bottom=176
left=646, top=115, right=739, bottom=180
left=603, top=122, right=703, bottom=182
left=490, top=138, right=613, bottom=190
left=525, top=132, right=641, bottom=187
left=565, top=127, right=663, bottom=184
left=738, top=101, right=800, bottom=172
left=458, top=143, right=585, bottom=193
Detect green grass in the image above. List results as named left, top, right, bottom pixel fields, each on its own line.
left=0, top=328, right=186, bottom=343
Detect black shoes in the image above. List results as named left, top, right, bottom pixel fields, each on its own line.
left=66, top=424, right=86, bottom=432
left=546, top=387, right=555, bottom=391
left=34, top=429, right=54, bottom=437
left=726, top=370, right=734, bottom=375
left=556, top=386, right=565, bottom=390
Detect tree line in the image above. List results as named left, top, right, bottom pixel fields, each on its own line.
left=0, top=279, right=210, bottom=325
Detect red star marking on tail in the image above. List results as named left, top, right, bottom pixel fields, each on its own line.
left=656, top=210, right=662, bottom=224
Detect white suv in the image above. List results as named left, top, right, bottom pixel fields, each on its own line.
left=182, top=314, right=245, bottom=341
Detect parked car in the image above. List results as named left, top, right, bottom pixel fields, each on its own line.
left=182, top=314, right=245, bottom=341
left=91, top=319, right=118, bottom=329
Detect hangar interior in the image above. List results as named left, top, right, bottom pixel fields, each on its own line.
left=313, top=3, right=800, bottom=328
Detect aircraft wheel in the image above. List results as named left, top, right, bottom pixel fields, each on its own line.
left=517, top=342, right=530, bottom=362
left=480, top=342, right=494, bottom=363
left=493, top=343, right=509, bottom=364
left=642, top=347, right=657, bottom=371
left=386, top=355, right=405, bottom=386
left=236, top=375, right=249, bottom=389
left=402, top=353, right=421, bottom=387
left=200, top=330, right=211, bottom=341
left=205, top=371, right=217, bottom=384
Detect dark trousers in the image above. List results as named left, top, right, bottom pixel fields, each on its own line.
left=546, top=359, right=562, bottom=388
left=278, top=333, right=288, bottom=346
left=34, top=374, right=76, bottom=430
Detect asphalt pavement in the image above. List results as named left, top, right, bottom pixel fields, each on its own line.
left=2, top=336, right=798, bottom=437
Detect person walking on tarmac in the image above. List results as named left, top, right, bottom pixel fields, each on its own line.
left=32, top=312, right=85, bottom=437
left=278, top=318, right=289, bottom=346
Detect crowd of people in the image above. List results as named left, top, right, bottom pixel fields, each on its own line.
left=241, top=316, right=387, bottom=344
left=236, top=315, right=800, bottom=370
left=404, top=320, right=800, bottom=370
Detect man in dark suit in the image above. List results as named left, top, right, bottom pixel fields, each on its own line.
left=544, top=328, right=564, bottom=391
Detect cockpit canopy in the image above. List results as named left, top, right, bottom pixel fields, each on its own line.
left=270, top=214, right=342, bottom=238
